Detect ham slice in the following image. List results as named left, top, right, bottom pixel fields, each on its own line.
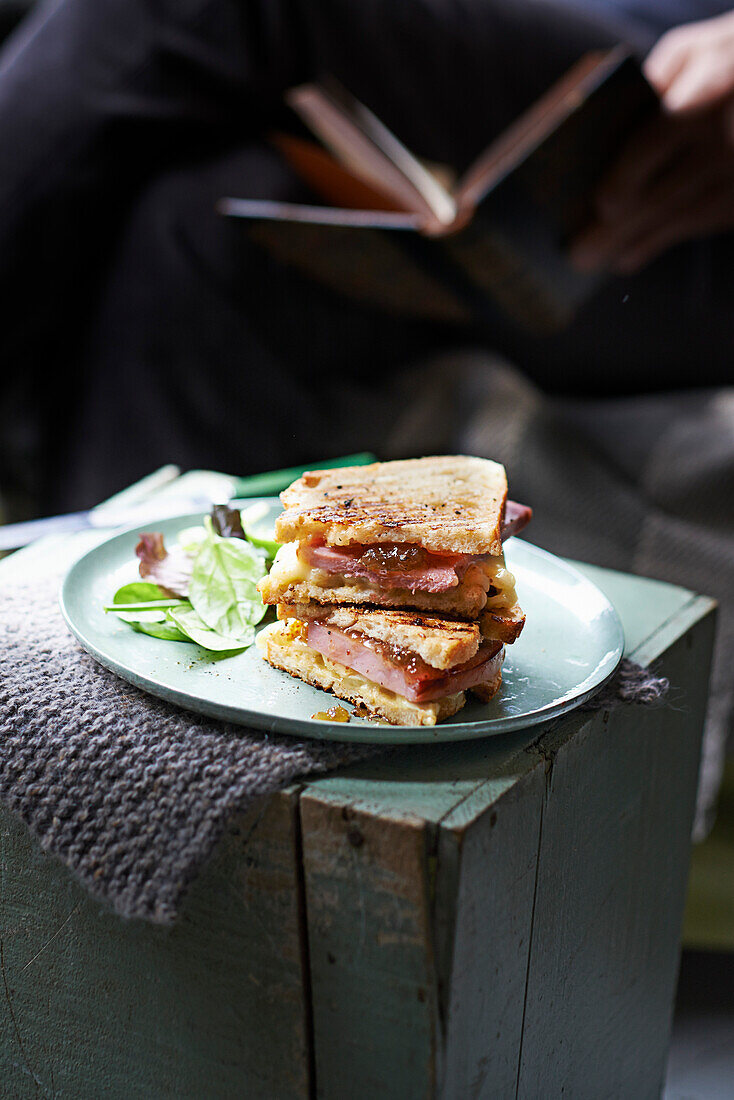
left=300, top=499, right=532, bottom=593
left=307, top=622, right=502, bottom=703
left=502, top=500, right=533, bottom=540
left=301, top=541, right=470, bottom=592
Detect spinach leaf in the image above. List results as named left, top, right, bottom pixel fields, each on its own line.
left=239, top=502, right=281, bottom=559
left=188, top=520, right=268, bottom=639
left=107, top=520, right=269, bottom=653
left=244, top=529, right=281, bottom=559
left=167, top=605, right=251, bottom=652
left=131, top=619, right=190, bottom=642
left=113, top=581, right=167, bottom=603
left=108, top=582, right=184, bottom=624
left=106, top=600, right=183, bottom=612
left=177, top=525, right=208, bottom=554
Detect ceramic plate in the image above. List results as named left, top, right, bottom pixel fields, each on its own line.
left=59, top=500, right=624, bottom=744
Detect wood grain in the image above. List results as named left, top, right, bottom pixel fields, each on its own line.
left=435, top=767, right=544, bottom=1098
left=297, top=589, right=715, bottom=1098
left=0, top=791, right=310, bottom=1099
left=515, top=606, right=716, bottom=1099
left=300, top=794, right=438, bottom=1097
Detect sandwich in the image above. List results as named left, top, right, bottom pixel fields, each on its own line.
left=258, top=455, right=531, bottom=641
left=256, top=604, right=506, bottom=727
left=256, top=456, right=531, bottom=726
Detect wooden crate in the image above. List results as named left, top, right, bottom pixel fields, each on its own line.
left=0, top=481, right=716, bottom=1098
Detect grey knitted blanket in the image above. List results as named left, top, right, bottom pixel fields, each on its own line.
left=0, top=572, right=665, bottom=924
left=0, top=574, right=372, bottom=924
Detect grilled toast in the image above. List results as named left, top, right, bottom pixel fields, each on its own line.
left=275, top=455, right=507, bottom=555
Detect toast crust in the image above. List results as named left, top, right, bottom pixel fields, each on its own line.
left=480, top=603, right=526, bottom=644
left=280, top=604, right=482, bottom=670
left=275, top=456, right=507, bottom=555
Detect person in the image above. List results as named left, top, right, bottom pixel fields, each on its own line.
left=0, top=0, right=732, bottom=512
left=574, top=6, right=734, bottom=272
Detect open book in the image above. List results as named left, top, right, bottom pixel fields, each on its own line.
left=220, top=47, right=657, bottom=333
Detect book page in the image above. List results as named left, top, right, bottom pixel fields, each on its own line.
left=218, top=197, right=422, bottom=230
left=287, top=82, right=457, bottom=231
left=272, top=133, right=408, bottom=212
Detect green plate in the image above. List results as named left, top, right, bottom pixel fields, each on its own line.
left=59, top=500, right=624, bottom=744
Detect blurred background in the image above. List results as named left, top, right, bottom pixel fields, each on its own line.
left=1, top=1, right=733, bottom=1092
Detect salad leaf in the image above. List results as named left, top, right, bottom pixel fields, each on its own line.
left=209, top=503, right=280, bottom=557
left=177, top=525, right=209, bottom=554
left=210, top=504, right=245, bottom=539
left=240, top=501, right=281, bottom=560
left=106, top=599, right=184, bottom=612
left=244, top=529, right=281, bottom=559
left=167, top=605, right=251, bottom=651
left=108, top=582, right=184, bottom=624
left=136, top=533, right=194, bottom=596
left=188, top=520, right=268, bottom=639
left=109, top=513, right=271, bottom=654
left=131, top=619, right=189, bottom=642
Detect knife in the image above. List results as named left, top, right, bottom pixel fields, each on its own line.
left=0, top=452, right=376, bottom=552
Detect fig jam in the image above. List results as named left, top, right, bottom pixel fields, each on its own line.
left=360, top=543, right=429, bottom=572
left=343, top=630, right=435, bottom=680
left=311, top=705, right=350, bottom=722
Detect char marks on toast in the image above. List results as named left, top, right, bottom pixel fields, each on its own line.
left=275, top=455, right=507, bottom=555
left=280, top=603, right=482, bottom=670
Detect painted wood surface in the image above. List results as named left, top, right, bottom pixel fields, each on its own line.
left=435, top=767, right=544, bottom=1098
left=0, top=468, right=718, bottom=1098
left=0, top=791, right=310, bottom=1098
left=516, top=612, right=715, bottom=1099
left=300, top=796, right=438, bottom=1097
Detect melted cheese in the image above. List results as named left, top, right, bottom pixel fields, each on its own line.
left=482, top=552, right=518, bottom=610
left=263, top=541, right=351, bottom=593
left=267, top=542, right=313, bottom=587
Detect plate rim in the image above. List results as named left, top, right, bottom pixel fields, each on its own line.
left=59, top=506, right=625, bottom=744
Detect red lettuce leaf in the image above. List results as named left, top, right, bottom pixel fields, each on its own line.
left=135, top=533, right=194, bottom=597
left=210, top=505, right=246, bottom=539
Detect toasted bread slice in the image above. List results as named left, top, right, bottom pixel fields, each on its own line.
left=279, top=603, right=482, bottom=670
left=257, top=620, right=467, bottom=726
left=480, top=602, right=526, bottom=644
left=275, top=455, right=507, bottom=555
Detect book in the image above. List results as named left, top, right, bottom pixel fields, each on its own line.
left=219, top=47, right=658, bottom=333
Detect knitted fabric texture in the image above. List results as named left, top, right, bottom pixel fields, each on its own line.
left=581, top=658, right=669, bottom=710
left=0, top=574, right=372, bottom=923
left=0, top=574, right=665, bottom=924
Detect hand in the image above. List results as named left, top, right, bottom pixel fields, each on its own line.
left=645, top=10, right=734, bottom=115
left=570, top=11, right=734, bottom=274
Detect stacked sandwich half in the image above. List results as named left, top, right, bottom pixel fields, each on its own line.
left=256, top=456, right=531, bottom=726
